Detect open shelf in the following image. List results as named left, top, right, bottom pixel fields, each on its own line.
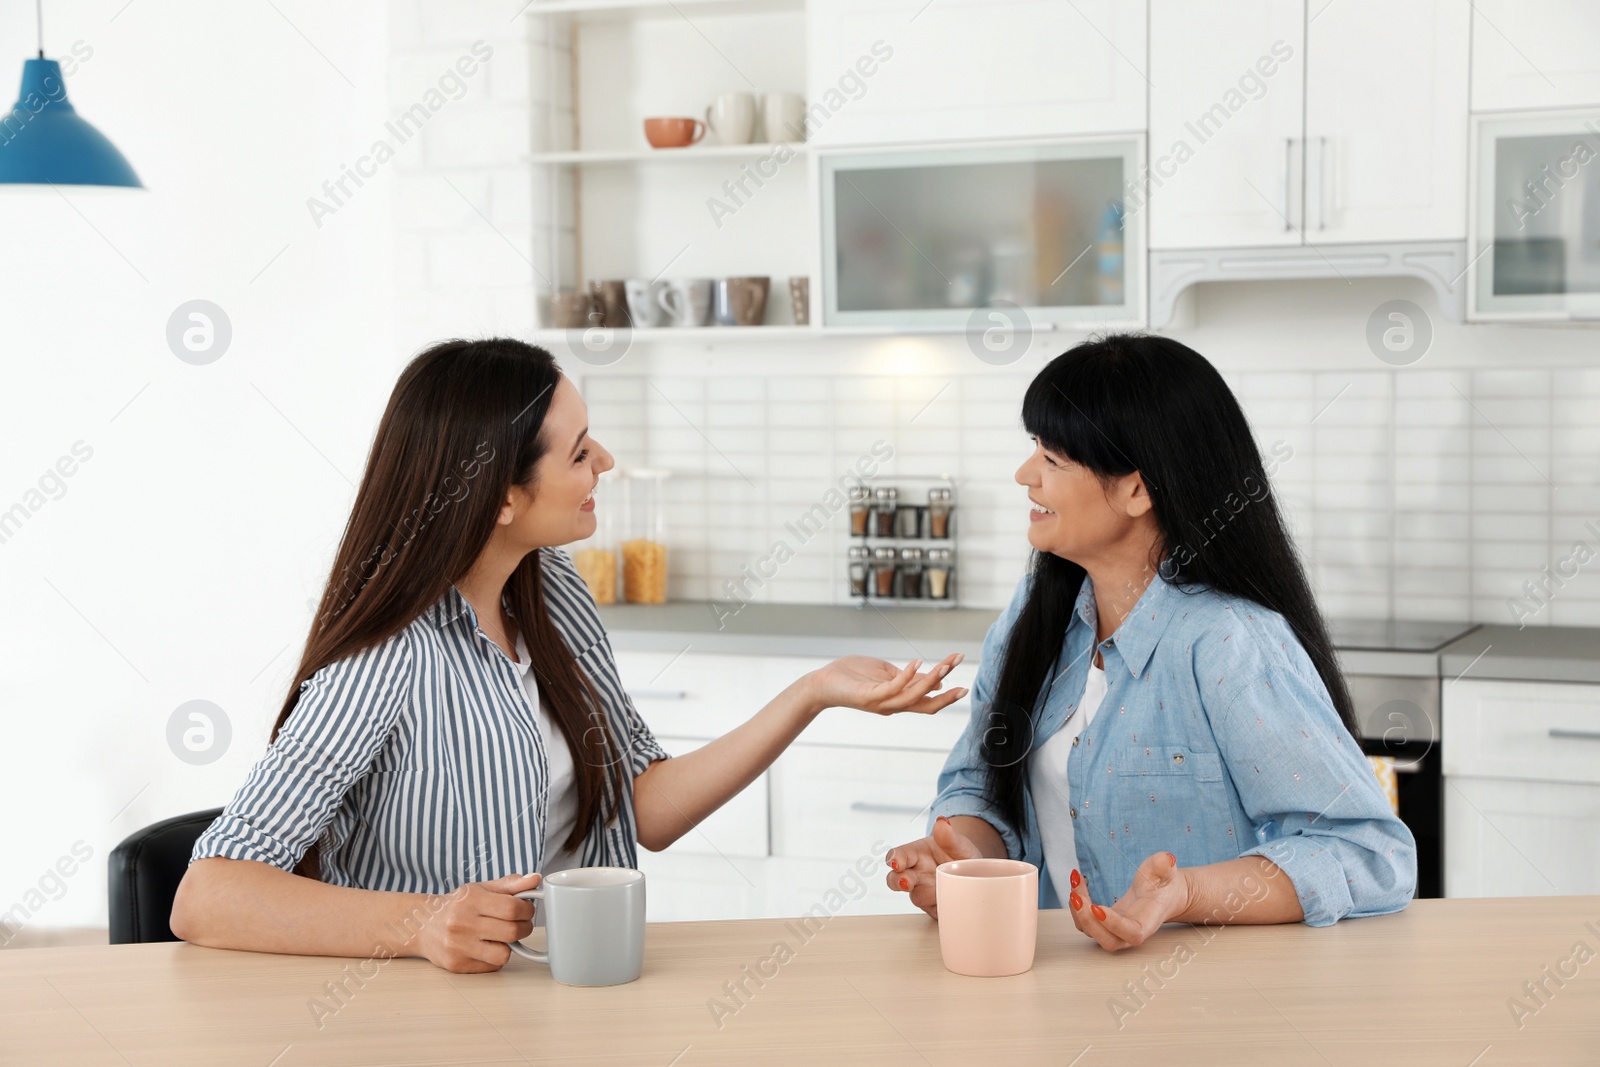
left=530, top=142, right=808, bottom=166
left=520, top=0, right=803, bottom=20
left=529, top=323, right=1074, bottom=344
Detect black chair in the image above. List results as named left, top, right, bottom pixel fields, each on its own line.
left=107, top=808, right=222, bottom=944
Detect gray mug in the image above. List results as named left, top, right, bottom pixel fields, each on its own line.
left=508, top=867, right=646, bottom=986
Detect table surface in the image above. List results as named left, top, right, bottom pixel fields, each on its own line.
left=4, top=897, right=1598, bottom=1066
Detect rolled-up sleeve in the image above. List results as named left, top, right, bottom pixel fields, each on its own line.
left=1210, top=664, right=1417, bottom=927
left=189, top=632, right=415, bottom=872
left=928, top=576, right=1031, bottom=858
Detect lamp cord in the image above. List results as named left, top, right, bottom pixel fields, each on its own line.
left=36, top=0, right=43, bottom=57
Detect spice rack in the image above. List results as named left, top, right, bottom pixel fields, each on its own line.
left=845, top=475, right=957, bottom=610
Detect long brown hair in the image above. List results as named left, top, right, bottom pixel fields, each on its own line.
left=273, top=338, right=623, bottom=879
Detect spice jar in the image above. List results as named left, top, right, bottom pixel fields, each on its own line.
left=848, top=545, right=869, bottom=597
left=897, top=502, right=923, bottom=539
left=848, top=486, right=870, bottom=537
left=873, top=487, right=898, bottom=537
left=928, top=487, right=953, bottom=539
left=925, top=547, right=953, bottom=600
left=573, top=470, right=618, bottom=604
left=899, top=546, right=925, bottom=599
left=871, top=546, right=899, bottom=598
left=621, top=468, right=670, bottom=604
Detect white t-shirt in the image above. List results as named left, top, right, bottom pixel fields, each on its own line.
left=511, top=633, right=582, bottom=880
left=1029, top=659, right=1108, bottom=908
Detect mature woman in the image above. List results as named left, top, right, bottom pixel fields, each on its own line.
left=885, top=334, right=1415, bottom=951
left=171, top=338, right=967, bottom=973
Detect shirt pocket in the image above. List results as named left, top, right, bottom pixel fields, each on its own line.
left=1103, top=740, right=1236, bottom=862
left=1109, top=741, right=1223, bottom=782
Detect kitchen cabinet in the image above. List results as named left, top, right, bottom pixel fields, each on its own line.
left=617, top=647, right=976, bottom=921
left=1470, top=0, right=1600, bottom=111
left=1442, top=678, right=1600, bottom=897
left=1148, top=0, right=1469, bottom=249
left=806, top=0, right=1146, bottom=147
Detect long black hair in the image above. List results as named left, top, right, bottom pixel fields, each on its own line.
left=982, top=333, right=1356, bottom=836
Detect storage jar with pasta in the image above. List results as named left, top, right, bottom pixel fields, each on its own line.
left=621, top=468, right=670, bottom=604
left=573, top=469, right=618, bottom=604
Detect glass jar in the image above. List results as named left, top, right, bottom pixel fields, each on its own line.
left=847, top=545, right=869, bottom=597
left=573, top=470, right=618, bottom=604
left=873, top=487, right=898, bottom=537
left=897, top=502, right=923, bottom=539
left=871, top=546, right=899, bottom=598
left=899, top=546, right=924, bottom=598
left=621, top=468, right=670, bottom=604
left=848, top=486, right=870, bottom=537
left=928, top=487, right=953, bottom=539
left=925, top=547, right=953, bottom=600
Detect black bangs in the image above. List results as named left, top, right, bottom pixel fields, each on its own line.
left=1020, top=334, right=1142, bottom=477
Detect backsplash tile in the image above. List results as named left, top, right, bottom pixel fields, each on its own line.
left=577, top=365, right=1600, bottom=629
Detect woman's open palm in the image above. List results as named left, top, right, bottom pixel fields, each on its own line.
left=808, top=654, right=967, bottom=716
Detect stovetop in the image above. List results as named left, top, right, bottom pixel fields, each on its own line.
left=1327, top=618, right=1481, bottom=654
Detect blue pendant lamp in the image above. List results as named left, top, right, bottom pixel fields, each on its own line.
left=0, top=0, right=140, bottom=187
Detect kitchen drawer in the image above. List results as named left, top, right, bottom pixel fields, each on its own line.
left=653, top=735, right=769, bottom=859
left=769, top=744, right=950, bottom=862
left=1443, top=680, right=1600, bottom=785
left=614, top=650, right=782, bottom=739
left=1444, top=776, right=1600, bottom=897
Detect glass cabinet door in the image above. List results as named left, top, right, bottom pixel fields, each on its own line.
left=1471, top=111, right=1600, bottom=321
left=819, top=138, right=1144, bottom=327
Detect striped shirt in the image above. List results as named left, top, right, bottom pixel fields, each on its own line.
left=190, top=547, right=669, bottom=892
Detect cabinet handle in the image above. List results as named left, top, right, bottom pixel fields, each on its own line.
left=1284, top=137, right=1294, bottom=231
left=627, top=688, right=687, bottom=701
left=1548, top=728, right=1600, bottom=741
left=1312, top=136, right=1327, bottom=231
left=848, top=801, right=928, bottom=817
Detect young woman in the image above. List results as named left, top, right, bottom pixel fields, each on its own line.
left=885, top=334, right=1416, bottom=951
left=171, top=338, right=968, bottom=973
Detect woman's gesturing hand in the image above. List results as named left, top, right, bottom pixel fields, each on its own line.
left=414, top=872, right=541, bottom=972
left=806, top=654, right=967, bottom=716
left=1067, top=851, right=1190, bottom=951
left=883, top=815, right=984, bottom=919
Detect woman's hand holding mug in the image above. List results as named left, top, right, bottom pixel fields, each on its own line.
left=413, top=872, right=540, bottom=973
left=883, top=815, right=985, bottom=919
left=804, top=654, right=967, bottom=717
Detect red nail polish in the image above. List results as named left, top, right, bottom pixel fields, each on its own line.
left=1069, top=892, right=1082, bottom=911
left=1166, top=851, right=1177, bottom=868
left=899, top=877, right=909, bottom=891
left=936, top=815, right=950, bottom=825
left=890, top=858, right=899, bottom=871
left=1092, top=904, right=1106, bottom=921
left=1070, top=868, right=1081, bottom=888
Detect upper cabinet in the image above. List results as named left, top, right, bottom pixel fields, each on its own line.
left=1149, top=0, right=1470, bottom=250
left=806, top=0, right=1146, bottom=147
left=1471, top=0, right=1600, bottom=111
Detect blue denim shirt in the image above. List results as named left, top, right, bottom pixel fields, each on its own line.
left=930, top=571, right=1417, bottom=927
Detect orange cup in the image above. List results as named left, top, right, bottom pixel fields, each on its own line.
left=644, top=117, right=706, bottom=149
left=935, top=858, right=1038, bottom=977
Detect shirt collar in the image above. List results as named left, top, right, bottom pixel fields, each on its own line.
left=426, top=583, right=516, bottom=631
left=1071, top=570, right=1184, bottom=680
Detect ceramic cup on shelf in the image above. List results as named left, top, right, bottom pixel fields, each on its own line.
left=657, top=279, right=714, bottom=327
left=546, top=291, right=596, bottom=330
left=788, top=276, right=811, bottom=326
left=643, top=117, right=706, bottom=149
left=704, top=92, right=756, bottom=145
left=934, top=858, right=1038, bottom=977
left=762, top=92, right=806, bottom=143
left=506, top=867, right=646, bottom=987
left=624, top=279, right=669, bottom=328
left=713, top=277, right=770, bottom=327
left=589, top=279, right=631, bottom=328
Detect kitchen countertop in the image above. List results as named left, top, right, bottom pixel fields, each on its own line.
left=601, top=602, right=1600, bottom=684
left=1440, top=624, right=1600, bottom=685
left=10, top=898, right=1598, bottom=1064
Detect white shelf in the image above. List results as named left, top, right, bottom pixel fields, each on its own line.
left=529, top=323, right=1073, bottom=344
left=520, top=0, right=802, bottom=20
left=530, top=142, right=807, bottom=166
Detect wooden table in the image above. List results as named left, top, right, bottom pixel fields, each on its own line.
left=4, top=897, right=1598, bottom=1065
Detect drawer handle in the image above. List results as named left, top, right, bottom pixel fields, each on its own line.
left=627, top=689, right=687, bottom=701
left=1548, top=728, right=1600, bottom=742
left=848, top=801, right=928, bottom=816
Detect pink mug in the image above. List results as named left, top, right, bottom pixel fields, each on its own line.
left=935, top=858, right=1038, bottom=977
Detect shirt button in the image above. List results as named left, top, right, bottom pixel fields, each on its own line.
left=1071, top=736, right=1080, bottom=748
left=1069, top=806, right=1078, bottom=818
left=1172, top=753, right=1185, bottom=765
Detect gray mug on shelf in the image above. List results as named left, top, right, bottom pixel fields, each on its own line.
left=624, top=279, right=669, bottom=328
left=713, top=276, right=770, bottom=327
left=507, top=867, right=646, bottom=986
left=656, top=278, right=714, bottom=327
